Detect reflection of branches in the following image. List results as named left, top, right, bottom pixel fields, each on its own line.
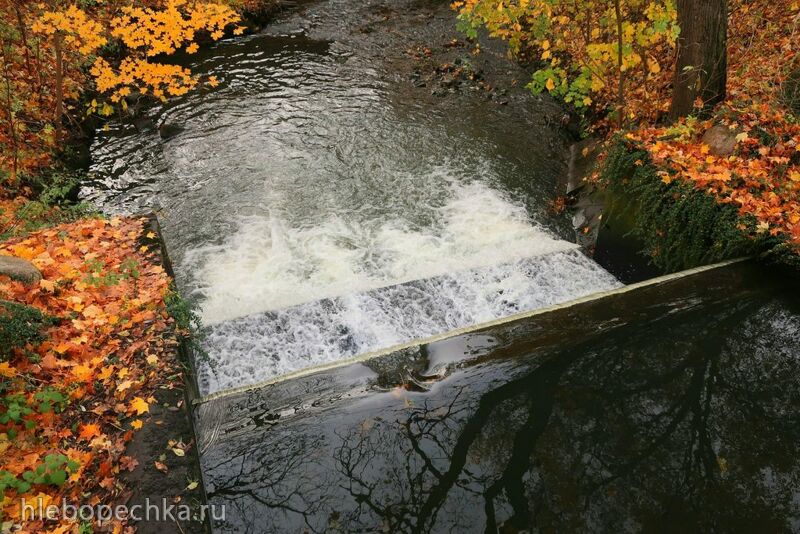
left=587, top=302, right=759, bottom=495
left=208, top=433, right=331, bottom=533
left=206, top=296, right=800, bottom=532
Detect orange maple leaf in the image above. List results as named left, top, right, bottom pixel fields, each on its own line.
left=78, top=423, right=102, bottom=441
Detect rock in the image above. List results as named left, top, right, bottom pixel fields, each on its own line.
left=563, top=137, right=601, bottom=195
left=0, top=255, right=42, bottom=285
left=158, top=122, right=184, bottom=140
left=133, top=117, right=155, bottom=133
left=702, top=124, right=737, bottom=157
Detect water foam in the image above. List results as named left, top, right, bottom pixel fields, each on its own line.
left=184, top=182, right=578, bottom=325
left=198, top=249, right=621, bottom=394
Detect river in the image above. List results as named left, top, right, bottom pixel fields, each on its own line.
left=83, top=1, right=800, bottom=532
left=84, top=3, right=620, bottom=396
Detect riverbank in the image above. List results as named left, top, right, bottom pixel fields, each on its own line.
left=0, top=2, right=289, bottom=532
left=456, top=0, right=800, bottom=272
left=0, top=202, right=207, bottom=532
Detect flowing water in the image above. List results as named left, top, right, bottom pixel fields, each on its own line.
left=81, top=4, right=800, bottom=530
left=85, top=18, right=620, bottom=395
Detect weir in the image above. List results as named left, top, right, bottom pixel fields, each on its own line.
left=85, top=22, right=622, bottom=399
left=193, top=259, right=800, bottom=532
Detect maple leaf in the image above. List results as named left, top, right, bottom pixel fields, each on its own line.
left=72, top=364, right=93, bottom=381
left=130, top=396, right=149, bottom=415
left=41, top=353, right=60, bottom=370
left=0, top=362, right=15, bottom=377
left=40, top=279, right=55, bottom=292
left=78, top=423, right=102, bottom=441
left=98, top=366, right=115, bottom=381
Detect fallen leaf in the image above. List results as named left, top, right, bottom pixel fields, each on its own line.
left=130, top=397, right=149, bottom=415
left=78, top=423, right=102, bottom=441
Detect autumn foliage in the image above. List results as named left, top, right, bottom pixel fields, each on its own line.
left=0, top=204, right=181, bottom=532
left=456, top=0, right=800, bottom=257
left=1, top=0, right=242, bottom=183
left=628, top=1, right=800, bottom=252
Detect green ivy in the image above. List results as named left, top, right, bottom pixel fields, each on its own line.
left=0, top=453, right=81, bottom=501
left=600, top=138, right=766, bottom=272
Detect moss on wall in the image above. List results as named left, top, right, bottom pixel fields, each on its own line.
left=599, top=138, right=769, bottom=272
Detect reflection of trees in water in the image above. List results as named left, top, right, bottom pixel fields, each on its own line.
left=206, top=298, right=800, bottom=533
left=205, top=430, right=334, bottom=534
left=331, top=299, right=800, bottom=533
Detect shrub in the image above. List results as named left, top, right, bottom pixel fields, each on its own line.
left=0, top=301, right=52, bottom=361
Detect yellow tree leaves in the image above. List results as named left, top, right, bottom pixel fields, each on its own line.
left=111, top=0, right=240, bottom=57
left=92, top=58, right=198, bottom=102
left=92, top=0, right=241, bottom=101
left=454, top=0, right=679, bottom=118
left=1, top=0, right=242, bottom=182
left=33, top=0, right=241, bottom=105
left=31, top=5, right=107, bottom=54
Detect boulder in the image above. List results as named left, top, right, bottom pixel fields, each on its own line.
left=701, top=124, right=737, bottom=157
left=0, top=255, right=42, bottom=285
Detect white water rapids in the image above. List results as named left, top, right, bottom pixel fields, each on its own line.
left=188, top=181, right=620, bottom=393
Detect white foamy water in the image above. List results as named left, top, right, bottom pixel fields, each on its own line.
left=198, top=248, right=621, bottom=394
left=185, top=182, right=580, bottom=325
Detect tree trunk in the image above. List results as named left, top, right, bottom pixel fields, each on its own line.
left=669, top=0, right=728, bottom=120
left=54, top=32, right=63, bottom=144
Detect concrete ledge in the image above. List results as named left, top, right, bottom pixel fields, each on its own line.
left=197, top=256, right=751, bottom=404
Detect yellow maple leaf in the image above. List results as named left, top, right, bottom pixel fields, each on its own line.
left=98, top=366, right=115, bottom=381
left=72, top=364, right=93, bottom=381
left=130, top=397, right=149, bottom=415
left=40, top=279, right=55, bottom=292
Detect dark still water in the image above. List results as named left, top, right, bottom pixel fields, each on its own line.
left=197, top=262, right=800, bottom=533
